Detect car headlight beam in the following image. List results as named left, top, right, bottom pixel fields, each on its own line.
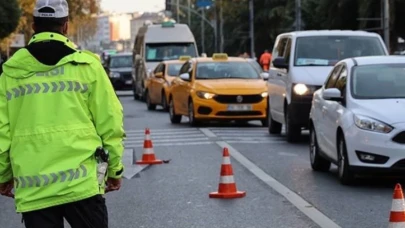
left=196, top=91, right=216, bottom=99
left=354, top=114, right=393, bottom=134
left=293, top=84, right=309, bottom=95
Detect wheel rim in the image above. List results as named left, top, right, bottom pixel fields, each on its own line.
left=169, top=100, right=174, bottom=118
left=189, top=102, right=194, bottom=123
left=310, top=130, right=316, bottom=164
left=338, top=140, right=345, bottom=178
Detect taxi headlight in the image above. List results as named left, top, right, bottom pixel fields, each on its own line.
left=109, top=72, right=120, bottom=78
left=196, top=91, right=216, bottom=99
left=293, top=84, right=309, bottom=95
left=261, top=92, right=268, bottom=98
left=354, top=114, right=393, bottom=134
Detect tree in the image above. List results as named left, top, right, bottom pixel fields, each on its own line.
left=0, top=0, right=21, bottom=40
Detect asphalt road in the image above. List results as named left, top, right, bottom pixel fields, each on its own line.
left=0, top=92, right=401, bottom=228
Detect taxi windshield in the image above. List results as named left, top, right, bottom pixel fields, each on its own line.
left=351, top=64, right=405, bottom=99
left=196, top=62, right=260, bottom=80
left=294, top=36, right=386, bottom=66
left=167, top=63, right=183, bottom=76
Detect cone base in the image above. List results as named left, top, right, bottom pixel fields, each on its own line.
left=209, top=191, right=246, bottom=199
left=136, top=159, right=163, bottom=165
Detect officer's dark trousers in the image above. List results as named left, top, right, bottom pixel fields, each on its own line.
left=22, top=195, right=108, bottom=228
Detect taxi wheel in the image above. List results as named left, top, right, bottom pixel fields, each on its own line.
left=338, top=134, right=355, bottom=185
left=146, top=90, right=156, bottom=110
left=188, top=100, right=201, bottom=126
left=169, top=98, right=182, bottom=124
left=161, top=92, right=169, bottom=111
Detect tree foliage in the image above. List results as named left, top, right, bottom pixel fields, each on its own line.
left=0, top=0, right=21, bottom=40
left=0, top=0, right=99, bottom=52
left=179, top=0, right=404, bottom=56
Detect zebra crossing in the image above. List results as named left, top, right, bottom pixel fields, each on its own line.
left=206, top=128, right=286, bottom=144
left=124, top=128, right=213, bottom=148
left=123, top=127, right=287, bottom=148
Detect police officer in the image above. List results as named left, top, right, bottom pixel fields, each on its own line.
left=0, top=0, right=125, bottom=227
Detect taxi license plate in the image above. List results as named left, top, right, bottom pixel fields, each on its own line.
left=227, top=105, right=252, bottom=111
left=125, top=80, right=132, bottom=85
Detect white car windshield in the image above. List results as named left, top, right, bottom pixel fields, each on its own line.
left=196, top=62, right=260, bottom=80
left=294, top=36, right=386, bottom=66
left=351, top=64, right=405, bottom=99
left=167, top=63, right=183, bottom=76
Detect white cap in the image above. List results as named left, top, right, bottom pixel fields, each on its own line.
left=33, top=0, right=69, bottom=18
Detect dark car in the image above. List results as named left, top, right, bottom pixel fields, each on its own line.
left=106, top=53, right=133, bottom=90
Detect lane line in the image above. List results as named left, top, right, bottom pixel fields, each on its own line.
left=216, top=141, right=341, bottom=228
left=199, top=128, right=217, bottom=137
left=122, top=148, right=149, bottom=179
left=125, top=128, right=197, bottom=133
left=125, top=141, right=214, bottom=147
left=224, top=141, right=286, bottom=144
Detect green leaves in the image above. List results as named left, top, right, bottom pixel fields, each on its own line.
left=0, top=0, right=20, bottom=39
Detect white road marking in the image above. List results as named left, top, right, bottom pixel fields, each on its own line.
left=216, top=141, right=341, bottom=228
left=199, top=128, right=217, bottom=137
left=126, top=134, right=205, bottom=139
left=122, top=148, right=149, bottom=179
left=224, top=141, right=286, bottom=144
left=125, top=128, right=196, bottom=133
left=126, top=141, right=214, bottom=148
left=125, top=137, right=210, bottom=145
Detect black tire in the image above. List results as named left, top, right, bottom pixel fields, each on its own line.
left=285, top=105, right=301, bottom=143
left=310, top=125, right=331, bottom=172
left=261, top=118, right=269, bottom=127
left=188, top=100, right=201, bottom=126
left=145, top=90, right=156, bottom=110
left=161, top=91, right=169, bottom=111
left=169, top=98, right=182, bottom=124
left=268, top=104, right=282, bottom=134
left=338, top=134, right=355, bottom=185
left=132, top=83, right=139, bottom=100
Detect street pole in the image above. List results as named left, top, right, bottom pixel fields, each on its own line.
left=219, top=0, right=224, bottom=52
left=188, top=0, right=191, bottom=25
left=176, top=0, right=180, bottom=22
left=249, top=0, right=255, bottom=58
left=201, top=8, right=206, bottom=54
left=384, top=0, right=390, bottom=52
left=295, top=0, right=302, bottom=30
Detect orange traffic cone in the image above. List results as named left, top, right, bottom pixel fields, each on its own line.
left=389, top=183, right=405, bottom=227
left=209, top=147, right=246, bottom=199
left=136, top=128, right=163, bottom=165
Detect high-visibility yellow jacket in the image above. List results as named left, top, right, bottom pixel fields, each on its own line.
left=0, top=32, right=125, bottom=213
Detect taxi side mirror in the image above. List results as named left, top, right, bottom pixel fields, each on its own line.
left=155, top=72, right=164, bottom=78
left=179, top=73, right=190, bottom=81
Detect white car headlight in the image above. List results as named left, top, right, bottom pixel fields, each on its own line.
left=196, top=91, right=216, bottom=99
left=261, top=92, right=268, bottom=97
left=354, top=114, right=393, bottom=133
left=293, top=84, right=309, bottom=95
left=109, top=72, right=120, bottom=78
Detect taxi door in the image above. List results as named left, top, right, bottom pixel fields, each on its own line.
left=149, top=63, right=164, bottom=104
left=153, top=63, right=167, bottom=103
left=176, top=61, right=193, bottom=114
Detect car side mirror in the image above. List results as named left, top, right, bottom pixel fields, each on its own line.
left=272, top=57, right=289, bottom=70
left=155, top=72, right=164, bottom=78
left=323, top=88, right=342, bottom=101
left=261, top=72, right=269, bottom=81
left=179, top=73, right=190, bottom=81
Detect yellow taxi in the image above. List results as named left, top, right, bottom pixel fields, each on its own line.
left=145, top=56, right=191, bottom=111
left=169, top=53, right=269, bottom=126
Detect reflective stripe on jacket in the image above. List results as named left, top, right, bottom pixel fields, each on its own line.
left=0, top=32, right=125, bottom=213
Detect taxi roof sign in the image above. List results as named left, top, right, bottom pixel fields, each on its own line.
left=212, top=53, right=228, bottom=60
left=179, top=56, right=191, bottom=61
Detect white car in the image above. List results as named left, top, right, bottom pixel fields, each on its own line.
left=309, top=56, right=405, bottom=185
left=267, top=30, right=388, bottom=143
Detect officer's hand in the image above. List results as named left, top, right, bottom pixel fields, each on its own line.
left=105, top=178, right=122, bottom=193
left=0, top=180, right=14, bottom=198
